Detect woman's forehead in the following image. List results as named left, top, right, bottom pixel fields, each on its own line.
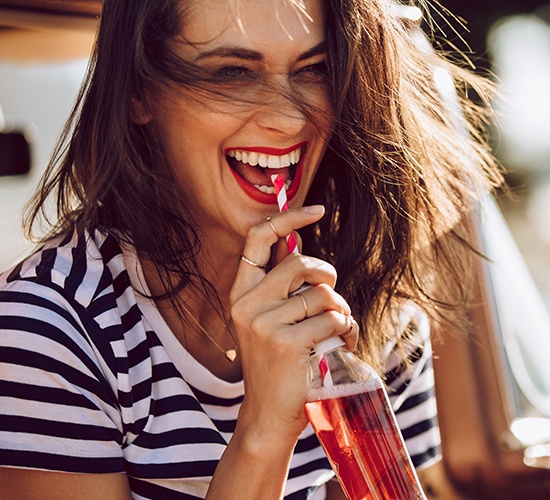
left=179, top=0, right=324, bottom=49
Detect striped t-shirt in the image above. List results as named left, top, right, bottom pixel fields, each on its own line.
left=0, top=229, right=441, bottom=499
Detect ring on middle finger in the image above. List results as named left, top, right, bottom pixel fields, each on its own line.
left=297, top=293, right=308, bottom=320
left=343, top=314, right=355, bottom=336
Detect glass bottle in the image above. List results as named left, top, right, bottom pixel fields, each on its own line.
left=304, top=336, right=427, bottom=500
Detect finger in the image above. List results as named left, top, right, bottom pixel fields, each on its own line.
left=266, top=309, right=354, bottom=349
left=287, top=285, right=350, bottom=323
left=231, top=206, right=324, bottom=303
left=271, top=230, right=302, bottom=267
left=271, top=237, right=290, bottom=267
left=263, top=253, right=338, bottom=300
left=341, top=314, right=359, bottom=351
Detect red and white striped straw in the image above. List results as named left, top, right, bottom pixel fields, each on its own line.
left=271, top=174, right=333, bottom=388
left=271, top=174, right=298, bottom=254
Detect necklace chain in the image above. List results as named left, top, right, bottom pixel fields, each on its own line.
left=184, top=307, right=238, bottom=362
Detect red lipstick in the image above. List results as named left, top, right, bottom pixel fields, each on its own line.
left=227, top=143, right=306, bottom=205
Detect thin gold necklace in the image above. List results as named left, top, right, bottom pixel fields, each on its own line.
left=183, top=305, right=238, bottom=362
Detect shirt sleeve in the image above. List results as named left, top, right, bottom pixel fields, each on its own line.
left=0, top=279, right=125, bottom=474
left=381, top=302, right=442, bottom=470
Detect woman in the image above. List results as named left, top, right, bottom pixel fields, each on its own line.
left=0, top=0, right=501, bottom=498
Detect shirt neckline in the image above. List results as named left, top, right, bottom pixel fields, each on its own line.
left=121, top=243, right=244, bottom=398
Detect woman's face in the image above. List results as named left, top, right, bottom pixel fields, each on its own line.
left=148, top=0, right=333, bottom=245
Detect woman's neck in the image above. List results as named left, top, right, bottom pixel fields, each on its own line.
left=140, top=236, right=244, bottom=382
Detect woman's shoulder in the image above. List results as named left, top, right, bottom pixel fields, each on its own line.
left=0, top=227, right=127, bottom=308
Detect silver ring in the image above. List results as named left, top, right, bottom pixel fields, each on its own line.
left=266, top=216, right=281, bottom=239
left=240, top=254, right=267, bottom=269
left=298, top=294, right=308, bottom=320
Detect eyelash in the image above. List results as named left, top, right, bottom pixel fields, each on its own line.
left=210, top=61, right=329, bottom=83
left=212, top=66, right=252, bottom=80
left=297, top=62, right=329, bottom=78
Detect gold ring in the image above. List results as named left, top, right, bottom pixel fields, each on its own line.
left=240, top=254, right=267, bottom=269
left=343, top=315, right=355, bottom=336
left=298, top=294, right=308, bottom=320
left=266, top=216, right=281, bottom=239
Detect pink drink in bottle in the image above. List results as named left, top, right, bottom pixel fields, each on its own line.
left=305, top=337, right=426, bottom=500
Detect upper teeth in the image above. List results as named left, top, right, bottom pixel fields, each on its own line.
left=227, top=147, right=301, bottom=169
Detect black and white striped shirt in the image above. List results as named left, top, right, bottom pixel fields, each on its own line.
left=0, top=229, right=441, bottom=499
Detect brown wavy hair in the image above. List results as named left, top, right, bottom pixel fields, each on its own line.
left=25, top=0, right=503, bottom=370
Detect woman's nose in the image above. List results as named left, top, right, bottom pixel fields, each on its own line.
left=253, top=91, right=308, bottom=138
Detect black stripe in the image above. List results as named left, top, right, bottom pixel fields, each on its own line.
left=410, top=445, right=441, bottom=469
left=112, top=270, right=133, bottom=301
left=98, top=232, right=123, bottom=265
left=0, top=290, right=86, bottom=335
left=287, top=457, right=331, bottom=479
left=127, top=337, right=154, bottom=367
left=383, top=346, right=424, bottom=387
left=5, top=260, right=23, bottom=283
left=0, top=380, right=98, bottom=410
left=0, top=311, right=108, bottom=380
left=0, top=449, right=123, bottom=473
left=87, top=289, right=116, bottom=318
left=211, top=418, right=236, bottom=434
left=152, top=394, right=207, bottom=417
left=35, top=247, right=57, bottom=282
left=64, top=231, right=88, bottom=299
left=152, top=361, right=186, bottom=383
left=1, top=414, right=122, bottom=442
left=0, top=345, right=118, bottom=411
left=120, top=302, right=142, bottom=332
left=125, top=459, right=219, bottom=479
left=117, top=376, right=151, bottom=409
left=394, top=388, right=432, bottom=414
left=189, top=385, right=244, bottom=407
left=1, top=289, right=120, bottom=385
left=133, top=427, right=226, bottom=449
left=294, top=432, right=322, bottom=453
left=386, top=356, right=431, bottom=397
left=128, top=476, right=202, bottom=500
left=400, top=417, right=438, bottom=441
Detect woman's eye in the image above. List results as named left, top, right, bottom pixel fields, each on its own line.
left=212, top=66, right=252, bottom=80
left=297, top=62, right=329, bottom=80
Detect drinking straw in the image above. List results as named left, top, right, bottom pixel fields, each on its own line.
left=270, top=173, right=333, bottom=387
left=271, top=174, right=298, bottom=254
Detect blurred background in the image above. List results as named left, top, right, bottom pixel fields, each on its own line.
left=430, top=0, right=550, bottom=313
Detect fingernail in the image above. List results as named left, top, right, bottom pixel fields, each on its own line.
left=302, top=205, right=325, bottom=215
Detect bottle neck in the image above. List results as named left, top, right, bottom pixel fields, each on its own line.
left=310, top=336, right=345, bottom=358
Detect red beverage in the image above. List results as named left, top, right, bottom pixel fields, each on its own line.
left=305, top=381, right=425, bottom=500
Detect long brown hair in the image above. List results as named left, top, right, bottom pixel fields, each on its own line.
left=25, top=0, right=502, bottom=370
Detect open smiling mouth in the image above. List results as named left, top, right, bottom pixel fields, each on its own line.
left=226, top=143, right=304, bottom=196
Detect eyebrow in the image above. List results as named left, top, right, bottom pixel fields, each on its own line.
left=194, top=42, right=325, bottom=62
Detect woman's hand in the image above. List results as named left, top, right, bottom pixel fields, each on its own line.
left=229, top=205, right=357, bottom=450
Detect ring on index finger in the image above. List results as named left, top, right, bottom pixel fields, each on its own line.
left=266, top=216, right=281, bottom=239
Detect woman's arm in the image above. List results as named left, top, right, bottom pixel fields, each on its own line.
left=0, top=468, right=131, bottom=500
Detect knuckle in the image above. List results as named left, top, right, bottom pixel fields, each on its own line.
left=230, top=296, right=253, bottom=327
left=247, top=223, right=264, bottom=241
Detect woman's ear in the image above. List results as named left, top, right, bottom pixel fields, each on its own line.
left=130, top=97, right=153, bottom=125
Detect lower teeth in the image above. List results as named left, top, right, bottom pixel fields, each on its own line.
left=255, top=179, right=292, bottom=194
